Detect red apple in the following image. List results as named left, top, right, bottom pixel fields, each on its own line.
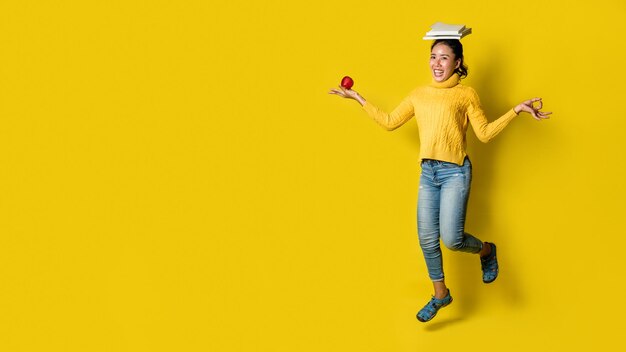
left=341, top=76, right=354, bottom=90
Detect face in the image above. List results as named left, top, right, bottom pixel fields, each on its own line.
left=430, top=43, right=461, bottom=82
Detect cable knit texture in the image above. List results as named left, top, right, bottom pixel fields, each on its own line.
left=362, top=73, right=518, bottom=165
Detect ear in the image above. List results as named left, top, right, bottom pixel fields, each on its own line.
left=455, top=59, right=461, bottom=69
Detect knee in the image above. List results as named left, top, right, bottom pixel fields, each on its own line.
left=441, top=233, right=464, bottom=251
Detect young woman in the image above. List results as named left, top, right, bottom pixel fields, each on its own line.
left=329, top=39, right=551, bottom=322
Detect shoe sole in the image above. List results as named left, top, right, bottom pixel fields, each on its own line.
left=483, top=275, right=498, bottom=284
left=416, top=297, right=453, bottom=322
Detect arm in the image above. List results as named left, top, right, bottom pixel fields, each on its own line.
left=329, top=86, right=414, bottom=131
left=466, top=89, right=552, bottom=143
left=362, top=96, right=414, bottom=131
left=466, top=89, right=518, bottom=143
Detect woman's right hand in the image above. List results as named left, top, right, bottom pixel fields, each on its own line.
left=328, top=86, right=366, bottom=106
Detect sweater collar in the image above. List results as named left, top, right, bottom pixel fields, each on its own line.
left=430, top=73, right=460, bottom=88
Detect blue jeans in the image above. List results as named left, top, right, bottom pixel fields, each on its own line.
left=417, top=157, right=483, bottom=282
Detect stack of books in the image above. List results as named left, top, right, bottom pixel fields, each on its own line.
left=423, top=22, right=472, bottom=40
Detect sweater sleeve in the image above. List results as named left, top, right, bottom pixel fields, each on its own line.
left=466, top=88, right=518, bottom=143
left=362, top=95, right=414, bottom=131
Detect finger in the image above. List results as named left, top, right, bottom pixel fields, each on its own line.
left=535, top=100, right=543, bottom=110
left=529, top=109, right=540, bottom=120
left=525, top=97, right=540, bottom=107
left=329, top=90, right=347, bottom=98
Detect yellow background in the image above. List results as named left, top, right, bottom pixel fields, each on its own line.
left=0, top=0, right=625, bottom=351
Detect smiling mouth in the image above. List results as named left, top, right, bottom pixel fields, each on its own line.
left=433, top=70, right=444, bottom=77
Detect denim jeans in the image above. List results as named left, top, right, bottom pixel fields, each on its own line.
left=417, top=157, right=483, bottom=281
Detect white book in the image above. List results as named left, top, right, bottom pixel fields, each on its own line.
left=423, top=27, right=471, bottom=40
left=429, top=22, right=466, bottom=35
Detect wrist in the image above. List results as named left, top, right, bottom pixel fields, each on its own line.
left=513, top=105, right=520, bottom=115
left=355, top=93, right=366, bottom=106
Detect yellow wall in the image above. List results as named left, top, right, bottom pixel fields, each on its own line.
left=1, top=0, right=625, bottom=351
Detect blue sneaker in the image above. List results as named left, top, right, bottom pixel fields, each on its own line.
left=416, top=290, right=453, bottom=322
left=481, top=242, right=498, bottom=283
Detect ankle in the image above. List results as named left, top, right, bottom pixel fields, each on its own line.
left=434, top=288, right=449, bottom=299
left=479, top=242, right=492, bottom=258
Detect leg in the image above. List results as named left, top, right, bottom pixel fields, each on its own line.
left=416, top=161, right=454, bottom=323
left=439, top=159, right=483, bottom=254
left=438, top=158, right=499, bottom=283
left=417, top=168, right=450, bottom=299
left=417, top=170, right=444, bottom=283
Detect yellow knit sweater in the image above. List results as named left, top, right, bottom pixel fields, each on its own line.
left=362, top=73, right=518, bottom=165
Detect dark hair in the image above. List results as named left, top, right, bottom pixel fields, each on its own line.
left=431, top=39, right=468, bottom=79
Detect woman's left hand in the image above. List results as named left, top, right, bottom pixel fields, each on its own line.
left=514, top=98, right=552, bottom=121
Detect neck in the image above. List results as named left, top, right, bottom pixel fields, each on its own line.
left=430, top=73, right=460, bottom=88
